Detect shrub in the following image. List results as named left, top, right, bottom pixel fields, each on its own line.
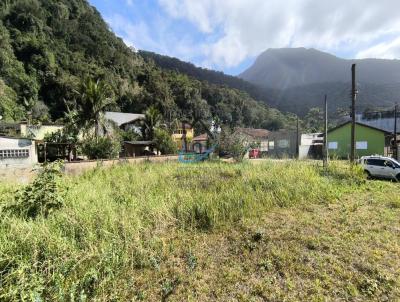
left=216, top=127, right=249, bottom=161
left=82, top=136, right=121, bottom=159
left=7, top=161, right=65, bottom=219
left=154, top=128, right=177, bottom=155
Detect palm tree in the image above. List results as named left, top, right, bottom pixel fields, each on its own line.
left=78, top=78, right=114, bottom=138
left=141, top=106, right=162, bottom=141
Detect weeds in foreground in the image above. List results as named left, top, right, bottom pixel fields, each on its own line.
left=0, top=160, right=398, bottom=301
left=5, top=161, right=65, bottom=219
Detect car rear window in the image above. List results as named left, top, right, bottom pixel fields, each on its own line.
left=366, top=159, right=385, bottom=166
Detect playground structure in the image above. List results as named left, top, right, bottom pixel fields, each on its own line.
left=178, top=145, right=216, bottom=163
left=176, top=119, right=220, bottom=163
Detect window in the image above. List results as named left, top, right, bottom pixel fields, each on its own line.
left=260, top=141, right=268, bottom=151
left=328, top=142, right=338, bottom=149
left=278, top=139, right=289, bottom=148
left=385, top=160, right=394, bottom=168
left=356, top=141, right=368, bottom=150
left=268, top=141, right=275, bottom=150
left=366, top=159, right=384, bottom=166
left=0, top=149, right=29, bottom=159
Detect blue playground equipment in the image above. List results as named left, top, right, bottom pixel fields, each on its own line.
left=178, top=145, right=216, bottom=163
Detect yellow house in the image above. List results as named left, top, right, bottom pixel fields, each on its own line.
left=172, top=123, right=194, bottom=151
left=19, top=123, right=64, bottom=140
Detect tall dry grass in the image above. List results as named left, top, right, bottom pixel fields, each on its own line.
left=0, top=160, right=380, bottom=300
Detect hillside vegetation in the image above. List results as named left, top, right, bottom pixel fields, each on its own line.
left=139, top=51, right=281, bottom=107
left=0, top=161, right=399, bottom=301
left=0, top=0, right=293, bottom=131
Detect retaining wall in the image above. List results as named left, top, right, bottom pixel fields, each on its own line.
left=0, top=155, right=178, bottom=183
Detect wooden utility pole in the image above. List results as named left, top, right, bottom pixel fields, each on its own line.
left=394, top=104, right=398, bottom=160
left=323, top=94, right=328, bottom=168
left=350, top=64, right=357, bottom=164
left=296, top=116, right=299, bottom=159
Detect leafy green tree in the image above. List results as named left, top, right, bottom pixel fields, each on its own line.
left=7, top=160, right=65, bottom=219
left=0, top=79, right=24, bottom=121
left=82, top=136, right=121, bottom=160
left=141, top=105, right=162, bottom=141
left=0, top=21, right=39, bottom=105
left=78, top=78, right=114, bottom=137
left=154, top=128, right=177, bottom=155
left=304, top=107, right=324, bottom=132
left=216, top=127, right=249, bottom=162
left=31, top=100, right=50, bottom=123
left=44, top=102, right=81, bottom=145
left=119, top=129, right=141, bottom=142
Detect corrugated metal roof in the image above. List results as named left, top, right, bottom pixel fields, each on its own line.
left=105, top=112, right=145, bottom=126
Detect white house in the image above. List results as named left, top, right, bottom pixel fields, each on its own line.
left=299, top=133, right=323, bottom=159
left=0, top=136, right=38, bottom=168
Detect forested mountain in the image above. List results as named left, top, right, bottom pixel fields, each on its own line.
left=0, top=0, right=294, bottom=131
left=240, top=48, right=400, bottom=115
left=139, top=50, right=279, bottom=104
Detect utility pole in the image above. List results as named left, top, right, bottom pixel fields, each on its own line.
left=323, top=94, right=328, bottom=168
left=394, top=104, right=398, bottom=160
left=296, top=116, right=299, bottom=159
left=350, top=64, right=357, bottom=165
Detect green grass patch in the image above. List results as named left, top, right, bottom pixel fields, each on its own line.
left=0, top=160, right=399, bottom=301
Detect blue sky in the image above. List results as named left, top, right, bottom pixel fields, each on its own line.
left=88, top=0, right=400, bottom=76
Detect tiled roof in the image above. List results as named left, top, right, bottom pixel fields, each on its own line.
left=193, top=133, right=208, bottom=141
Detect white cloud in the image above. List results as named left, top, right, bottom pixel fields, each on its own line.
left=356, top=37, right=400, bottom=59
left=158, top=0, right=400, bottom=68
left=106, top=14, right=158, bottom=50
left=125, top=0, right=133, bottom=6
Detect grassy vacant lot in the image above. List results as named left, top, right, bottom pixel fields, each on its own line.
left=0, top=160, right=399, bottom=301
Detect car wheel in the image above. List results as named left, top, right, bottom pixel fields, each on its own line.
left=364, top=170, right=371, bottom=179
left=396, top=173, right=400, bottom=182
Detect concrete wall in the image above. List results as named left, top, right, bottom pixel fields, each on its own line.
left=0, top=137, right=38, bottom=168
left=267, top=131, right=298, bottom=158
left=0, top=166, right=37, bottom=184
left=20, top=124, right=64, bottom=140
left=0, top=155, right=179, bottom=183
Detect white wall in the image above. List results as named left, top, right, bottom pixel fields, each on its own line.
left=299, top=145, right=311, bottom=160
left=0, top=137, right=38, bottom=168
left=20, top=124, right=64, bottom=140
left=301, top=133, right=323, bottom=146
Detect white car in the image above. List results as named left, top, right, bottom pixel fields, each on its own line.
left=359, top=156, right=400, bottom=181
